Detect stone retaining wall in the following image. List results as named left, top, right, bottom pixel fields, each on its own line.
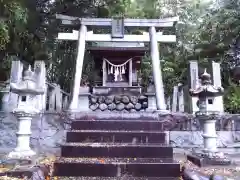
left=0, top=112, right=69, bottom=155
left=1, top=112, right=240, bottom=156
left=89, top=95, right=148, bottom=112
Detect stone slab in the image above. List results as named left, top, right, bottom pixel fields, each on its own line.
left=61, top=144, right=173, bottom=158
left=187, top=153, right=231, bottom=167
left=66, top=131, right=166, bottom=144
left=54, top=159, right=180, bottom=177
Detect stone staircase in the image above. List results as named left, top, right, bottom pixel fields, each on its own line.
left=53, top=117, right=181, bottom=179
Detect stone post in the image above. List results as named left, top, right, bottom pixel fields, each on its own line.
left=145, top=76, right=157, bottom=111
left=63, top=95, right=69, bottom=109
left=34, top=60, right=47, bottom=111
left=55, top=85, right=62, bottom=111
left=69, top=25, right=87, bottom=112
left=171, top=86, right=178, bottom=112
left=149, top=27, right=166, bottom=111
left=8, top=67, right=44, bottom=158
left=211, top=61, right=224, bottom=113
left=129, top=59, right=132, bottom=86
left=8, top=60, right=23, bottom=111
left=178, top=83, right=185, bottom=112
left=189, top=61, right=200, bottom=114
left=78, top=86, right=90, bottom=111
left=48, top=87, right=56, bottom=111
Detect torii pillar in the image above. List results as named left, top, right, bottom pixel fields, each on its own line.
left=149, top=27, right=167, bottom=111
left=68, top=25, right=87, bottom=112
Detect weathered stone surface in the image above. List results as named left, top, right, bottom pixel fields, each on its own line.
left=116, top=103, right=125, bottom=111
left=125, top=103, right=134, bottom=110
left=121, top=95, right=130, bottom=104
left=108, top=103, right=116, bottom=111
left=90, top=103, right=99, bottom=111
left=130, top=109, right=137, bottom=113
left=135, top=103, right=142, bottom=111
left=130, top=96, right=138, bottom=105
left=142, top=102, right=148, bottom=109
left=114, top=95, right=122, bottom=104
left=89, top=94, right=151, bottom=111
left=138, top=95, right=147, bottom=102
left=122, top=109, right=129, bottom=113
left=98, top=96, right=105, bottom=103
left=90, top=96, right=97, bottom=104
left=105, top=96, right=114, bottom=105
left=99, top=103, right=108, bottom=111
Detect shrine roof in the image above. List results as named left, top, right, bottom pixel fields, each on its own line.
left=92, top=42, right=145, bottom=48
left=87, top=46, right=148, bottom=51
left=87, top=42, right=149, bottom=52
left=88, top=47, right=147, bottom=58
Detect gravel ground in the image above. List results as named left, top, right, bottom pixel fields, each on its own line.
left=1, top=153, right=240, bottom=179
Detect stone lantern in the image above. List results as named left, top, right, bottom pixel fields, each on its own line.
left=8, top=66, right=44, bottom=159
left=187, top=69, right=231, bottom=166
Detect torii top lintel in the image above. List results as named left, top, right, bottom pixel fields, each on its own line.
left=56, top=14, right=179, bottom=28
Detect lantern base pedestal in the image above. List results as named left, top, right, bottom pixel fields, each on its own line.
left=187, top=150, right=231, bottom=167
left=8, top=149, right=36, bottom=159
left=153, top=109, right=170, bottom=114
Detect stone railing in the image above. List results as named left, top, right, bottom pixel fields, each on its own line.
left=45, top=82, right=70, bottom=112
left=0, top=81, right=70, bottom=112
left=168, top=113, right=238, bottom=131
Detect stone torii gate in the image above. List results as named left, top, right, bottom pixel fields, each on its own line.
left=56, top=14, right=179, bottom=112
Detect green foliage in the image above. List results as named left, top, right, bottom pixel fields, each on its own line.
left=139, top=54, right=152, bottom=91
left=224, top=80, right=240, bottom=113
left=0, top=0, right=28, bottom=49
left=81, top=51, right=96, bottom=86
left=0, top=21, right=9, bottom=50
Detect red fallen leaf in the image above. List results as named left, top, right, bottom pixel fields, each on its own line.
left=99, top=159, right=105, bottom=163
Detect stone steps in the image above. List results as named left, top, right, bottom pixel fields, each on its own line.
left=71, top=120, right=168, bottom=131
left=53, top=176, right=180, bottom=179
left=54, top=158, right=180, bottom=177
left=53, top=118, right=181, bottom=178
left=61, top=143, right=173, bottom=158
left=66, top=130, right=166, bottom=143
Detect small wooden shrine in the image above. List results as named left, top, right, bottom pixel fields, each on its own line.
left=88, top=42, right=148, bottom=96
